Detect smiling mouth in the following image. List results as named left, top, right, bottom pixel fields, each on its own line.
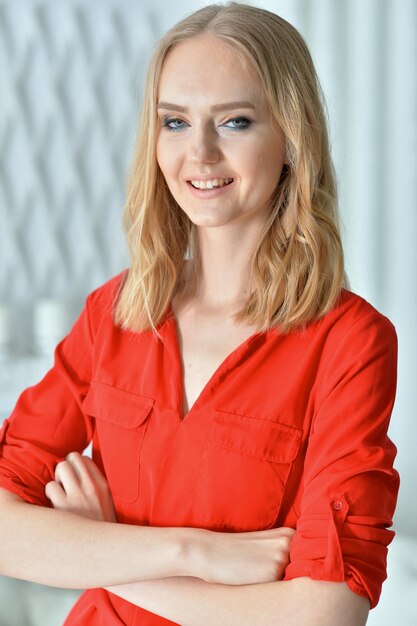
left=188, top=179, right=234, bottom=189
left=186, top=178, right=236, bottom=197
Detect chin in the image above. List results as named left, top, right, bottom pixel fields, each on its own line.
left=190, top=215, right=234, bottom=228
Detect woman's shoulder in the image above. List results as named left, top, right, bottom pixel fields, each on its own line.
left=304, top=288, right=398, bottom=397
left=335, top=287, right=394, bottom=324
left=88, top=269, right=127, bottom=301
left=314, top=287, right=397, bottom=347
left=83, top=269, right=128, bottom=324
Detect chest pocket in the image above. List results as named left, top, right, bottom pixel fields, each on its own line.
left=192, top=410, right=302, bottom=531
left=83, top=381, right=154, bottom=503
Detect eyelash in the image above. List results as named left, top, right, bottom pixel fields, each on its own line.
left=161, top=116, right=252, bottom=132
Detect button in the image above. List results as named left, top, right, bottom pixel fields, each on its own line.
left=333, top=499, right=343, bottom=511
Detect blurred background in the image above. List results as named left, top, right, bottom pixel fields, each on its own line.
left=0, top=0, right=415, bottom=624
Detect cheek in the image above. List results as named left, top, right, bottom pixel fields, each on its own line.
left=155, top=137, right=165, bottom=170
left=245, top=147, right=272, bottom=184
left=258, top=142, right=286, bottom=184
left=156, top=139, right=180, bottom=177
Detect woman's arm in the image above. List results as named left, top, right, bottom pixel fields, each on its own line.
left=45, top=453, right=369, bottom=626
left=105, top=576, right=369, bottom=626
left=0, top=451, right=294, bottom=590
left=0, top=486, right=189, bottom=589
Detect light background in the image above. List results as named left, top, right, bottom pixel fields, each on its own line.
left=0, top=1, right=415, bottom=624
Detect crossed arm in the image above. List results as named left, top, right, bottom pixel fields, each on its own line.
left=42, top=452, right=369, bottom=626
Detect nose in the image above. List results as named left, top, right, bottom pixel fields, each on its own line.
left=188, top=123, right=220, bottom=164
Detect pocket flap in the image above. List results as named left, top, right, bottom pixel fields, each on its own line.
left=83, top=381, right=154, bottom=428
left=210, top=411, right=302, bottom=463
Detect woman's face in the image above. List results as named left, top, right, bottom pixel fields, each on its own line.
left=156, top=33, right=286, bottom=229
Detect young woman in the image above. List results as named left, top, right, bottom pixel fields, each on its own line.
left=0, top=3, right=398, bottom=625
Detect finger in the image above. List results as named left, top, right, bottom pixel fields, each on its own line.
left=64, top=452, right=85, bottom=480
left=45, top=480, right=66, bottom=506
left=78, top=456, right=117, bottom=521
left=79, top=455, right=109, bottom=488
left=54, top=459, right=81, bottom=494
left=66, top=452, right=108, bottom=492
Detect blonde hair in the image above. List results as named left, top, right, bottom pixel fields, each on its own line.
left=114, top=1, right=349, bottom=337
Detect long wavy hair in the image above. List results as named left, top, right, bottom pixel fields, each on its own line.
left=114, top=1, right=349, bottom=337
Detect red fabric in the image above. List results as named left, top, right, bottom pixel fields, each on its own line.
left=0, top=271, right=399, bottom=623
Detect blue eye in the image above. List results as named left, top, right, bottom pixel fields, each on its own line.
left=162, top=118, right=187, bottom=131
left=225, top=117, right=251, bottom=130
left=161, top=116, right=252, bottom=132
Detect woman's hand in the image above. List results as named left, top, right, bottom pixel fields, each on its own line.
left=45, top=453, right=293, bottom=585
left=193, top=525, right=295, bottom=586
left=45, top=451, right=118, bottom=523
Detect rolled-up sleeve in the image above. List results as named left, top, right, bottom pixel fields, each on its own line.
left=0, top=294, right=96, bottom=507
left=283, top=310, right=399, bottom=609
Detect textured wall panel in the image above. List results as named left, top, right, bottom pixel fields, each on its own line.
left=0, top=1, right=157, bottom=335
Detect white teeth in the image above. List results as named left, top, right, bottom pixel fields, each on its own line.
left=190, top=177, right=233, bottom=189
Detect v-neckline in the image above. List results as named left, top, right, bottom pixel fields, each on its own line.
left=165, top=302, right=267, bottom=421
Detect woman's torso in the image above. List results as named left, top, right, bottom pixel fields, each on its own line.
left=55, top=276, right=397, bottom=625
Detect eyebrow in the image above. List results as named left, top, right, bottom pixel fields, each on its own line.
left=156, top=100, right=256, bottom=112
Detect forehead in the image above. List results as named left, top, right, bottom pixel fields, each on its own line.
left=157, top=34, right=266, bottom=109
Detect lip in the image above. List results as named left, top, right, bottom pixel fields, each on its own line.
left=186, top=179, right=235, bottom=199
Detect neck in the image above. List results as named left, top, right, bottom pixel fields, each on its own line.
left=185, top=221, right=265, bottom=311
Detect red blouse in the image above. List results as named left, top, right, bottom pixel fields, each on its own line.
left=0, top=271, right=399, bottom=625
